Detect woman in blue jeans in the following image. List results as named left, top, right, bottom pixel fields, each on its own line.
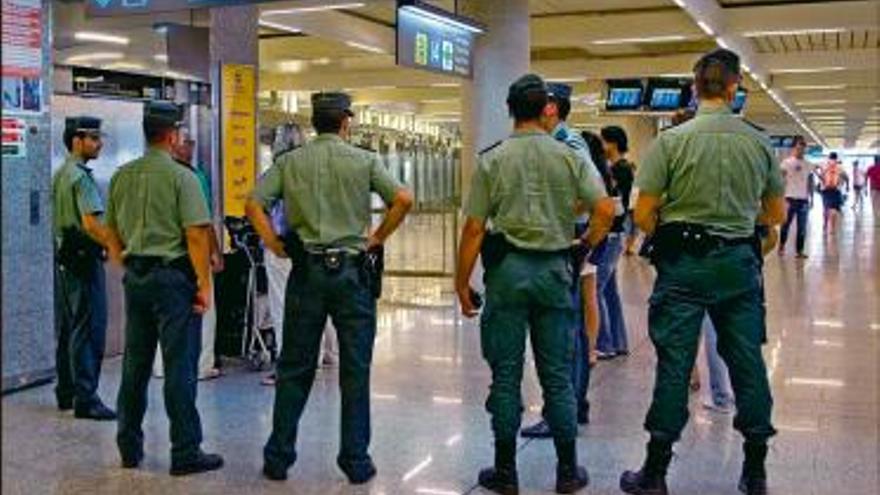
left=594, top=126, right=634, bottom=358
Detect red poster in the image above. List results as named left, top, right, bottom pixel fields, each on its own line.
left=2, top=0, right=42, bottom=78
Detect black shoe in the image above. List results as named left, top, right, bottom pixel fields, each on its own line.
left=74, top=401, right=117, bottom=421
left=619, top=469, right=668, bottom=495
left=170, top=452, right=224, bottom=476
left=262, top=462, right=288, bottom=481
left=577, top=407, right=589, bottom=425
left=478, top=466, right=519, bottom=495
left=616, top=349, right=630, bottom=357
left=57, top=399, right=73, bottom=411
left=556, top=464, right=589, bottom=494
left=337, top=458, right=377, bottom=484
left=520, top=420, right=552, bottom=438
left=738, top=474, right=768, bottom=495
left=120, top=453, right=143, bottom=469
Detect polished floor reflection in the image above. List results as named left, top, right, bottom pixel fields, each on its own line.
left=3, top=202, right=877, bottom=494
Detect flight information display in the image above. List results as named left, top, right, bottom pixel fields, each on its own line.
left=649, top=88, right=683, bottom=110
left=396, top=4, right=480, bottom=78
left=606, top=86, right=644, bottom=110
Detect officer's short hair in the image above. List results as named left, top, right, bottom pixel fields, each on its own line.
left=312, top=110, right=348, bottom=134
left=552, top=98, right=572, bottom=121
left=507, top=74, right=549, bottom=122
left=601, top=125, right=629, bottom=154
left=792, top=135, right=806, bottom=146
left=143, top=102, right=183, bottom=144
left=829, top=151, right=839, bottom=160
left=693, top=48, right=741, bottom=99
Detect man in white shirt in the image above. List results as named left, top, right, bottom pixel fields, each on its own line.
left=778, top=136, right=812, bottom=258
left=852, top=160, right=867, bottom=210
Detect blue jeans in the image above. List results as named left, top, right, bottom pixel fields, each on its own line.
left=780, top=198, right=809, bottom=254
left=703, top=317, right=735, bottom=407
left=594, top=235, right=628, bottom=354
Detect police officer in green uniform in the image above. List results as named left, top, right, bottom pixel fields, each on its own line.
left=246, top=92, right=413, bottom=484
left=456, top=74, right=615, bottom=494
left=52, top=116, right=117, bottom=420
left=620, top=49, right=785, bottom=495
left=104, top=101, right=223, bottom=476
left=521, top=81, right=603, bottom=439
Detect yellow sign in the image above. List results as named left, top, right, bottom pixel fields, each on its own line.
left=221, top=64, right=256, bottom=217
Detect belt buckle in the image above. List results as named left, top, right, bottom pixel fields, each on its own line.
left=324, top=249, right=343, bottom=272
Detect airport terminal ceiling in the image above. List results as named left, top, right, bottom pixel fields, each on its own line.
left=52, top=0, right=879, bottom=150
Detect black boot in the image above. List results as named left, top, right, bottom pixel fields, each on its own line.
left=554, top=438, right=589, bottom=494
left=478, top=439, right=519, bottom=495
left=738, top=441, right=768, bottom=495
left=619, top=438, right=672, bottom=495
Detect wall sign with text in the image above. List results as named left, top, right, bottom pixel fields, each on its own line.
left=221, top=64, right=256, bottom=218
left=396, top=3, right=483, bottom=79
left=2, top=0, right=43, bottom=114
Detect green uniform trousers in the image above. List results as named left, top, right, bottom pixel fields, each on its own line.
left=646, top=244, right=776, bottom=443
left=264, top=257, right=377, bottom=474
left=481, top=251, right=577, bottom=443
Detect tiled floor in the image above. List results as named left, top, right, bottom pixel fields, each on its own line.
left=3, top=202, right=877, bottom=494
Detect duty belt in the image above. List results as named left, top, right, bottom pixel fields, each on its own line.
left=125, top=255, right=196, bottom=281
left=304, top=247, right=364, bottom=272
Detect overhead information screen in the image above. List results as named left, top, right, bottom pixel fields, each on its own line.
left=650, top=88, right=683, bottom=110
left=605, top=80, right=644, bottom=111
left=396, top=3, right=483, bottom=79
left=87, top=0, right=286, bottom=16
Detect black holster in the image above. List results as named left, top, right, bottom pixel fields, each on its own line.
left=283, top=230, right=308, bottom=279
left=363, top=245, right=385, bottom=299
left=481, top=232, right=511, bottom=271
left=57, top=227, right=105, bottom=276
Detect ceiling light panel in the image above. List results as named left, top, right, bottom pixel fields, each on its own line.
left=743, top=28, right=846, bottom=37
left=772, top=67, right=846, bottom=75
left=262, top=2, right=365, bottom=15
left=65, top=52, right=125, bottom=63
left=74, top=31, right=130, bottom=45
left=592, top=35, right=688, bottom=45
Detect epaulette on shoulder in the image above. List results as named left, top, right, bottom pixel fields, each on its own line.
left=478, top=140, right=502, bottom=155
left=743, top=119, right=766, bottom=133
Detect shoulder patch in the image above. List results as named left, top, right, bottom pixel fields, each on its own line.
left=478, top=140, right=503, bottom=155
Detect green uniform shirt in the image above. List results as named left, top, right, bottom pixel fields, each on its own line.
left=251, top=134, right=402, bottom=250
left=106, top=147, right=211, bottom=260
left=636, top=104, right=785, bottom=239
left=464, top=129, right=606, bottom=251
left=52, top=155, right=104, bottom=243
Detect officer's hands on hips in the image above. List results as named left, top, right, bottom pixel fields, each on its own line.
left=366, top=234, right=383, bottom=252
left=193, top=285, right=212, bottom=314
left=210, top=251, right=225, bottom=273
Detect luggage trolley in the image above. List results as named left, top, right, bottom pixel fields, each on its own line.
left=224, top=216, right=276, bottom=370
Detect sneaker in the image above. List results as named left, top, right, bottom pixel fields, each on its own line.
left=520, top=420, right=552, bottom=439
left=170, top=451, right=224, bottom=476
left=795, top=252, right=809, bottom=259
left=595, top=350, right=615, bottom=361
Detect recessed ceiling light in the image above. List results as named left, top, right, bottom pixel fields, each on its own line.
left=785, top=85, right=847, bottom=91
left=74, top=31, right=130, bottom=45
left=312, top=57, right=332, bottom=65
left=743, top=28, right=846, bottom=37
left=65, top=52, right=125, bottom=63
left=262, top=2, right=365, bottom=15
left=345, top=41, right=385, bottom=53
left=772, top=67, right=846, bottom=74
left=715, top=37, right=730, bottom=49
left=696, top=21, right=715, bottom=37
left=801, top=108, right=847, bottom=113
left=154, top=54, right=169, bottom=62
left=592, top=35, right=688, bottom=45
left=797, top=100, right=846, bottom=106
left=104, top=62, right=145, bottom=71
left=258, top=20, right=302, bottom=34
left=430, top=82, right=460, bottom=88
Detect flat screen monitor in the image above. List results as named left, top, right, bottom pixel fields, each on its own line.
left=605, top=80, right=644, bottom=111
left=732, top=89, right=748, bottom=114
left=396, top=2, right=482, bottom=78
left=649, top=88, right=683, bottom=110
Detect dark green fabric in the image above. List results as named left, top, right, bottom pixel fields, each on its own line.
left=264, top=260, right=377, bottom=470
left=480, top=252, right=577, bottom=443
left=644, top=245, right=776, bottom=443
